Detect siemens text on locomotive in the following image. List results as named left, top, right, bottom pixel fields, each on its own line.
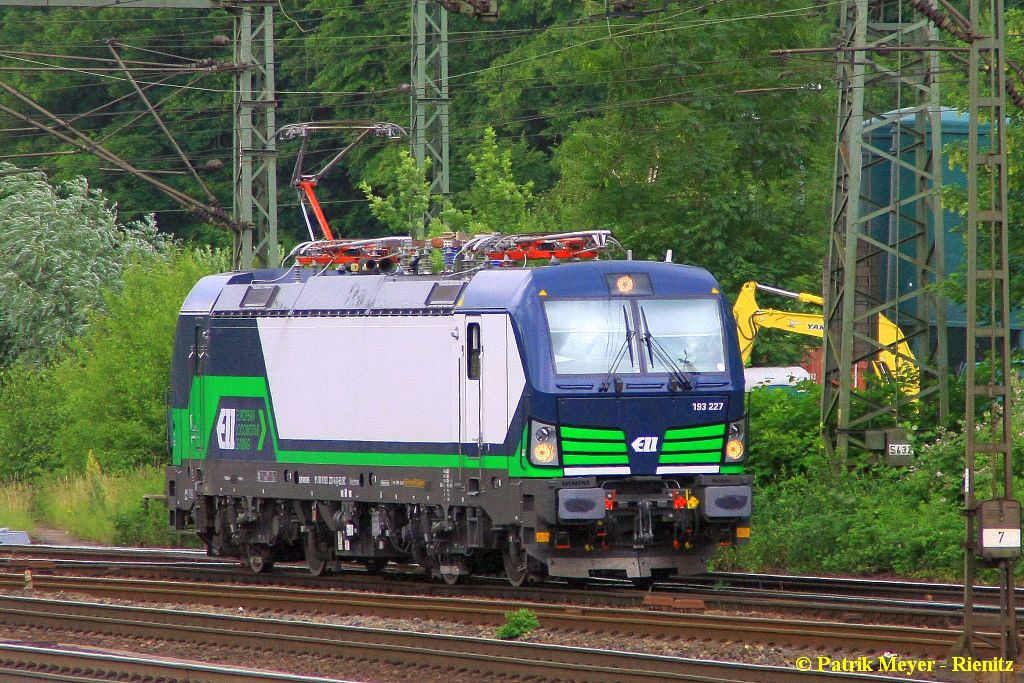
left=165, top=233, right=752, bottom=585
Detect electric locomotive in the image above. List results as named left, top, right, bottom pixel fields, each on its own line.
left=165, top=232, right=751, bottom=584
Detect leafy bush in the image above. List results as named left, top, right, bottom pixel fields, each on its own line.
left=714, top=472, right=963, bottom=579
left=0, top=361, right=64, bottom=481
left=494, top=608, right=540, bottom=640
left=51, top=247, right=226, bottom=472
left=112, top=501, right=177, bottom=547
left=715, top=371, right=1024, bottom=580
left=747, top=381, right=826, bottom=484
left=0, top=247, right=226, bottom=478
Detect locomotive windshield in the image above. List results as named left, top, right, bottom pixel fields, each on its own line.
left=544, top=297, right=726, bottom=376
left=638, top=299, right=726, bottom=373
left=545, top=299, right=641, bottom=375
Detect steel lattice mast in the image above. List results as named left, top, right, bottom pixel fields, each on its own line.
left=232, top=0, right=279, bottom=269
left=954, top=0, right=1020, bottom=661
left=823, top=0, right=948, bottom=466
left=411, top=0, right=451, bottom=238
left=410, top=1, right=497, bottom=238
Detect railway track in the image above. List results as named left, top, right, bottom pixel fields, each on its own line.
left=0, top=641, right=354, bottom=683
left=0, top=544, right=1008, bottom=604
left=0, top=545, right=1006, bottom=631
left=0, top=593, right=934, bottom=683
left=690, top=571, right=1007, bottom=604
left=0, top=571, right=996, bottom=658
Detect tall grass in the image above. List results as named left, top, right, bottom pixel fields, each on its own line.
left=34, top=462, right=173, bottom=546
left=0, top=483, right=35, bottom=534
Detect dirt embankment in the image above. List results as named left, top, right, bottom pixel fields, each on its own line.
left=29, top=526, right=93, bottom=546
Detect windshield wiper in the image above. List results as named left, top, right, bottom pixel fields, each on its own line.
left=598, top=306, right=635, bottom=393
left=638, top=306, right=693, bottom=392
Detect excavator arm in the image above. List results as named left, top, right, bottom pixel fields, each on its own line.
left=732, top=281, right=918, bottom=393
left=733, top=282, right=825, bottom=365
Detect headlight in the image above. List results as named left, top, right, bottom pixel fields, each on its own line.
left=725, top=418, right=746, bottom=462
left=532, top=442, right=557, bottom=464
left=529, top=419, right=561, bottom=467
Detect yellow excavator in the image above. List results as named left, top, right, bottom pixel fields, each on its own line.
left=732, top=281, right=918, bottom=393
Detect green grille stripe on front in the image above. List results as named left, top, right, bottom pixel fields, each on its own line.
left=720, top=465, right=745, bottom=474
left=661, top=438, right=724, bottom=453
left=558, top=426, right=628, bottom=466
left=660, top=452, right=721, bottom=464
left=563, top=453, right=630, bottom=465
left=559, top=426, right=626, bottom=441
left=561, top=440, right=627, bottom=454
left=664, top=424, right=725, bottom=440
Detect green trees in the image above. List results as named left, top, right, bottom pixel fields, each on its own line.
left=0, top=7, right=235, bottom=241
left=359, top=127, right=537, bottom=236
left=0, top=2, right=835, bottom=295
left=0, top=160, right=221, bottom=540
left=477, top=1, right=835, bottom=291
left=450, top=127, right=536, bottom=234
left=0, top=248, right=225, bottom=480
left=0, top=163, right=211, bottom=480
left=54, top=249, right=226, bottom=472
left=0, top=163, right=165, bottom=367
left=358, top=150, right=433, bottom=235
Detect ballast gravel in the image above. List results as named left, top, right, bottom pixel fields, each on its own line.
left=0, top=584, right=967, bottom=682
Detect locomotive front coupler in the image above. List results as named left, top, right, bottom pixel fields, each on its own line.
left=633, top=499, right=654, bottom=545
left=601, top=477, right=688, bottom=512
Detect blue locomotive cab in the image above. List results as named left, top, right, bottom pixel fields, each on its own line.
left=504, top=261, right=751, bottom=581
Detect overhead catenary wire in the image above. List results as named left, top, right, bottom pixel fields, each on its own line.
left=0, top=40, right=839, bottom=107
left=0, top=59, right=958, bottom=172
left=0, top=77, right=236, bottom=227
left=107, top=40, right=217, bottom=202
left=0, top=45, right=834, bottom=102
left=0, top=0, right=833, bottom=84
left=449, top=0, right=841, bottom=82
left=0, top=0, right=862, bottom=221
left=0, top=49, right=949, bottom=134
left=0, top=0, right=826, bottom=53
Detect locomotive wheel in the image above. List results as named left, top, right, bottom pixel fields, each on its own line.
left=362, top=558, right=388, bottom=574
left=438, top=554, right=467, bottom=585
left=304, top=532, right=333, bottom=577
left=441, top=570, right=465, bottom=585
left=306, top=556, right=330, bottom=577
left=304, top=545, right=332, bottom=577
left=502, top=538, right=530, bottom=588
left=243, top=544, right=275, bottom=574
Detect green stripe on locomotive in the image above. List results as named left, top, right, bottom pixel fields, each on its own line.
left=173, top=375, right=558, bottom=476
